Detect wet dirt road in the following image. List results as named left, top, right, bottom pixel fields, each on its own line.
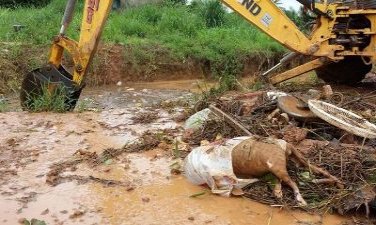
left=0, top=81, right=346, bottom=225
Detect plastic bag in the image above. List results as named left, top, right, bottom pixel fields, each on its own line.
left=184, top=137, right=258, bottom=197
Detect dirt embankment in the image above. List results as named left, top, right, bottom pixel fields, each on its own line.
left=0, top=43, right=285, bottom=94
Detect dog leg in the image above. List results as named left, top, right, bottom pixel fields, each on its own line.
left=272, top=170, right=307, bottom=206
left=273, top=180, right=283, bottom=199
left=284, top=178, right=307, bottom=206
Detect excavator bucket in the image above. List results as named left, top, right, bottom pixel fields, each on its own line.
left=19, top=0, right=113, bottom=111
left=20, top=64, right=83, bottom=111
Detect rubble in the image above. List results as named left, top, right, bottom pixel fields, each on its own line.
left=183, top=84, right=376, bottom=216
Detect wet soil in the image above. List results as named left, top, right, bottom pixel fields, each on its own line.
left=0, top=81, right=347, bottom=225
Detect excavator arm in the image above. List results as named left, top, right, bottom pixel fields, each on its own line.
left=221, top=0, right=313, bottom=54
left=49, top=0, right=113, bottom=85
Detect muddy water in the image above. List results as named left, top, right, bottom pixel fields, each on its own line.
left=0, top=82, right=346, bottom=225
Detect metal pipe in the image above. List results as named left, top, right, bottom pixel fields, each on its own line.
left=60, top=0, right=77, bottom=35
left=262, top=52, right=299, bottom=77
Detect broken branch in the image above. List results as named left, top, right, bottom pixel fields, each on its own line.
left=209, top=105, right=253, bottom=136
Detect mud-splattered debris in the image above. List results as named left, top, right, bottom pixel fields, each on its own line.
left=336, top=186, right=376, bottom=217
left=18, top=218, right=27, bottom=224
left=60, top=210, right=68, bottom=214
left=40, top=208, right=49, bottom=215
left=17, top=192, right=38, bottom=206
left=282, top=126, right=308, bottom=143
left=19, top=218, right=47, bottom=225
left=142, top=197, right=150, bottom=203
left=170, top=160, right=183, bottom=175
left=69, top=210, right=86, bottom=219
left=341, top=217, right=376, bottom=225
left=126, top=186, right=135, bottom=192
left=131, top=111, right=159, bottom=124
left=48, top=173, right=131, bottom=187
left=6, top=138, right=19, bottom=147
left=173, top=111, right=190, bottom=123
left=96, top=132, right=162, bottom=163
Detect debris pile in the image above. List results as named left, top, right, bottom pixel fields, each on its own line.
left=184, top=85, right=376, bottom=216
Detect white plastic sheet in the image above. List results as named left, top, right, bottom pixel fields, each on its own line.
left=184, top=137, right=258, bottom=197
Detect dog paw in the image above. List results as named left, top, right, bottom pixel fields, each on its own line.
left=273, top=188, right=283, bottom=199
left=296, top=193, right=307, bottom=206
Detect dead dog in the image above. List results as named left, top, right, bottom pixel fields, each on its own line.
left=232, top=137, right=307, bottom=206
left=184, top=136, right=307, bottom=206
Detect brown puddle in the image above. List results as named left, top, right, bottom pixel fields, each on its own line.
left=92, top=176, right=345, bottom=225
left=1, top=154, right=345, bottom=225
left=0, top=84, right=347, bottom=225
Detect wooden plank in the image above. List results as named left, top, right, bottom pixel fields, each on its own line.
left=270, top=58, right=327, bottom=84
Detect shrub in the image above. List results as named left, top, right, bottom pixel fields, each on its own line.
left=202, top=0, right=226, bottom=28
left=0, top=0, right=51, bottom=8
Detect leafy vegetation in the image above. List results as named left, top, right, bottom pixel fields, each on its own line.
left=24, top=85, right=71, bottom=113
left=0, top=0, right=51, bottom=8
left=0, top=0, right=290, bottom=93
left=285, top=7, right=315, bottom=33
left=0, top=99, right=8, bottom=112
left=0, top=0, right=284, bottom=59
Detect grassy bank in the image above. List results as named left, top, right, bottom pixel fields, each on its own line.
left=0, top=0, right=286, bottom=93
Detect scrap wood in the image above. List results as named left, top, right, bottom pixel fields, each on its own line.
left=209, top=105, right=252, bottom=136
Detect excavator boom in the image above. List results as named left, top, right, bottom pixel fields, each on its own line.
left=222, top=0, right=313, bottom=54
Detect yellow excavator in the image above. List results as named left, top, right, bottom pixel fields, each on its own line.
left=20, top=0, right=376, bottom=110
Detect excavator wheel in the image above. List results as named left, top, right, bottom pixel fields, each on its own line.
left=20, top=64, right=83, bottom=111
left=315, top=56, right=372, bottom=84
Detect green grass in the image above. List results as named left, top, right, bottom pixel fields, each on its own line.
left=0, top=99, right=8, bottom=112
left=0, top=0, right=286, bottom=93
left=25, top=85, right=70, bottom=113
left=0, top=0, right=284, bottom=59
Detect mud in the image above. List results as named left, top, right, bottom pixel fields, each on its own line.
left=0, top=82, right=348, bottom=225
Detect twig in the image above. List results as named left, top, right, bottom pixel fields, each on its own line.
left=209, top=105, right=253, bottom=136
left=189, top=191, right=206, bottom=198
left=307, top=130, right=329, bottom=141
left=311, top=178, right=338, bottom=185
left=340, top=143, right=375, bottom=151
left=340, top=90, right=376, bottom=107
left=340, top=153, right=343, bottom=179
left=360, top=137, right=366, bottom=152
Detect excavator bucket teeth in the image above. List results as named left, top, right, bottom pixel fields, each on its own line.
left=20, top=65, right=84, bottom=111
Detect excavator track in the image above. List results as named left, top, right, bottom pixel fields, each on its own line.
left=315, top=56, right=372, bottom=84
